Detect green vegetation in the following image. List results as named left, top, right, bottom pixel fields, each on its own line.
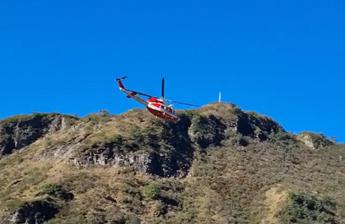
left=296, top=132, right=335, bottom=151
left=1, top=104, right=345, bottom=223
left=279, top=193, right=337, bottom=224
left=125, top=215, right=141, bottom=224
left=86, top=132, right=124, bottom=146
left=0, top=113, right=48, bottom=124
left=143, top=183, right=161, bottom=200
left=189, top=114, right=226, bottom=148
left=82, top=110, right=112, bottom=124
left=40, top=184, right=73, bottom=201
left=0, top=113, right=77, bottom=125
left=190, top=115, right=210, bottom=134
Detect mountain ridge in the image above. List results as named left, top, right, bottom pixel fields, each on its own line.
left=0, top=103, right=343, bottom=224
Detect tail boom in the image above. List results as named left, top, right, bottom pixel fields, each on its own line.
left=116, top=77, right=148, bottom=106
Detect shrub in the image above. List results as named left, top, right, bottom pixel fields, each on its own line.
left=106, top=134, right=124, bottom=145
left=143, top=183, right=160, bottom=200
left=83, top=110, right=111, bottom=124
left=131, top=129, right=146, bottom=142
left=125, top=215, right=141, bottom=224
left=189, top=115, right=226, bottom=148
left=1, top=113, right=47, bottom=124
left=279, top=192, right=337, bottom=224
left=40, top=184, right=74, bottom=201
left=98, top=109, right=111, bottom=118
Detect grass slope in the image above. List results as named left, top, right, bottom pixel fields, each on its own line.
left=0, top=105, right=344, bottom=224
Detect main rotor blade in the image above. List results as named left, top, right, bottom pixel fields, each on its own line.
left=167, top=100, right=199, bottom=107
left=126, top=89, right=155, bottom=98
left=116, top=76, right=127, bottom=81
left=162, top=78, right=165, bottom=98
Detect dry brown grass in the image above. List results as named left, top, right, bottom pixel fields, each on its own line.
left=1, top=105, right=345, bottom=223
left=260, top=185, right=289, bottom=224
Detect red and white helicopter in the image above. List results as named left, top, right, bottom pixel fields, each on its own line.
left=116, top=77, right=197, bottom=122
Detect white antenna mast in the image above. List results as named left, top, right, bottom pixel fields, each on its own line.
left=218, top=91, right=222, bottom=103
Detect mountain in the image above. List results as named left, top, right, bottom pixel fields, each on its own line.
left=0, top=103, right=344, bottom=224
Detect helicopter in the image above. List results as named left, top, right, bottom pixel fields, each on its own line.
left=116, top=76, right=197, bottom=122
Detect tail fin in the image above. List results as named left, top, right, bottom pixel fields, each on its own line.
left=116, top=76, right=127, bottom=90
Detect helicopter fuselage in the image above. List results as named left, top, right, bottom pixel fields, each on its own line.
left=147, top=97, right=179, bottom=122
left=116, top=77, right=186, bottom=122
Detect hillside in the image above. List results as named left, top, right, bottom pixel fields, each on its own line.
left=0, top=103, right=344, bottom=224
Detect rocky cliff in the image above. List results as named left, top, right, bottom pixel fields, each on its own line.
left=0, top=113, right=77, bottom=158
left=0, top=103, right=343, bottom=224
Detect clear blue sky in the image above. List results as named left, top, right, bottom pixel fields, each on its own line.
left=0, top=0, right=344, bottom=142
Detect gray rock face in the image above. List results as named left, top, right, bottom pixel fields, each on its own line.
left=8, top=198, right=59, bottom=224
left=1, top=104, right=342, bottom=224
left=72, top=108, right=285, bottom=177
left=0, top=114, right=77, bottom=158
left=74, top=149, right=162, bottom=174
left=74, top=114, right=194, bottom=177
left=0, top=105, right=290, bottom=178
left=189, top=114, right=227, bottom=148
left=189, top=108, right=285, bottom=148
left=235, top=111, right=283, bottom=140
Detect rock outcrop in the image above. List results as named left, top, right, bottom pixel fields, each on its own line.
left=0, top=113, right=77, bottom=158
left=0, top=105, right=298, bottom=178
left=8, top=198, right=59, bottom=224
left=297, top=132, right=334, bottom=150
left=69, top=104, right=286, bottom=177
left=0, top=103, right=342, bottom=224
left=74, top=114, right=194, bottom=177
